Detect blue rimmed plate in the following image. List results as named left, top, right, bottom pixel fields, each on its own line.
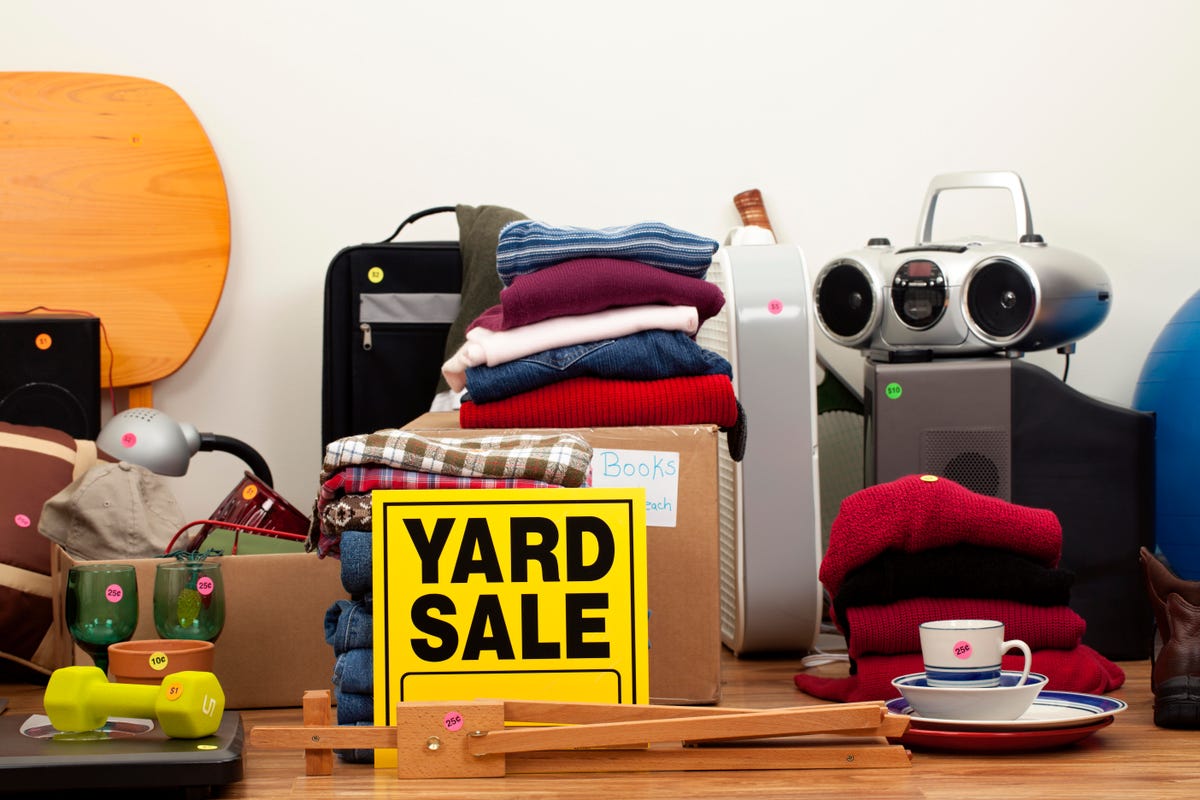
left=886, top=690, right=1128, bottom=731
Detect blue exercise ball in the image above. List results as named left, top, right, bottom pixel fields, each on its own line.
left=1134, top=289, right=1200, bottom=579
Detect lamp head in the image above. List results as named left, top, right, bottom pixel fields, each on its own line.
left=96, top=408, right=201, bottom=476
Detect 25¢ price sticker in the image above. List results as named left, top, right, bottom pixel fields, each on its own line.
left=106, top=584, right=125, bottom=602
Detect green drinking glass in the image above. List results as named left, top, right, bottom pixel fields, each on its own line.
left=65, top=563, right=140, bottom=676
left=153, top=560, right=225, bottom=642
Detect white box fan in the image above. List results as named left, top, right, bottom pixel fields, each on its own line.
left=696, top=241, right=823, bottom=654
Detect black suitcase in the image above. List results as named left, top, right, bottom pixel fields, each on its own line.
left=321, top=207, right=462, bottom=448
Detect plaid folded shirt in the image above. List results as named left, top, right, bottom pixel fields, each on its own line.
left=309, top=467, right=571, bottom=557
left=317, top=466, right=561, bottom=512
left=320, top=429, right=593, bottom=487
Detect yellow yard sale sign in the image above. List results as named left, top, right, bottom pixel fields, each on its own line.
left=372, top=487, right=648, bottom=763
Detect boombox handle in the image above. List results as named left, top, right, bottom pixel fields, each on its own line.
left=916, top=171, right=1035, bottom=245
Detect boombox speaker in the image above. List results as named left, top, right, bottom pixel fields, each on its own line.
left=0, top=316, right=101, bottom=440
left=864, top=356, right=1154, bottom=660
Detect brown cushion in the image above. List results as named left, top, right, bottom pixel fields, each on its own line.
left=0, top=422, right=99, bottom=674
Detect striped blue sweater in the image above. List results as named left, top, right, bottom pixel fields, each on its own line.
left=496, top=220, right=719, bottom=286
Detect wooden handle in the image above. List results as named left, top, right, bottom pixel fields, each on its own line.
left=733, top=188, right=774, bottom=234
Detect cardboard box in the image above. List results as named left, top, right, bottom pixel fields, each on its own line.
left=403, top=411, right=721, bottom=705
left=50, top=547, right=346, bottom=709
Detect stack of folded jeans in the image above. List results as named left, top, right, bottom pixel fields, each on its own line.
left=794, top=474, right=1126, bottom=703
left=439, top=221, right=744, bottom=455
left=312, top=429, right=594, bottom=760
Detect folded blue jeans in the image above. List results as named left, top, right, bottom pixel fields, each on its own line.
left=339, top=530, right=373, bottom=597
left=331, top=647, right=374, bottom=694
left=334, top=687, right=374, bottom=725
left=324, top=598, right=372, bottom=654
left=464, top=329, right=732, bottom=404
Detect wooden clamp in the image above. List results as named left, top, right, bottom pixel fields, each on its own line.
left=250, top=691, right=911, bottom=779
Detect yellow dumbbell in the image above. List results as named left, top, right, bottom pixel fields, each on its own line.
left=44, top=666, right=225, bottom=739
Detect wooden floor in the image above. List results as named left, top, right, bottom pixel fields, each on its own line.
left=3, top=651, right=1197, bottom=798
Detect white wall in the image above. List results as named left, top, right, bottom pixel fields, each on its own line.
left=4, top=0, right=1199, bottom=521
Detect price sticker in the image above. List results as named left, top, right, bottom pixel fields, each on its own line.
left=166, top=682, right=184, bottom=701
left=242, top=484, right=258, bottom=501
left=954, top=641, right=973, bottom=660
left=13, top=514, right=30, bottom=528
left=105, top=584, right=124, bottom=603
left=197, top=576, right=215, bottom=597
left=443, top=711, right=464, bottom=732
left=767, top=299, right=784, bottom=315
left=149, top=651, right=170, bottom=671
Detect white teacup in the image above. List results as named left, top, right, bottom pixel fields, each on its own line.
left=919, top=619, right=1032, bottom=688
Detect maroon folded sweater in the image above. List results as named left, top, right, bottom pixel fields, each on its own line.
left=468, top=257, right=726, bottom=332
left=840, top=597, right=1087, bottom=658
left=794, top=645, right=1124, bottom=703
left=460, top=374, right=738, bottom=429
left=820, top=475, right=1062, bottom=598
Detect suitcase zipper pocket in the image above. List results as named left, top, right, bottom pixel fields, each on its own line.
left=358, top=292, right=461, bottom=352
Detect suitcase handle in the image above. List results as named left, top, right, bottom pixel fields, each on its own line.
left=379, top=206, right=457, bottom=243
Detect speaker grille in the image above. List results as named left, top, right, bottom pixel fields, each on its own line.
left=0, top=383, right=90, bottom=439
left=815, top=260, right=877, bottom=345
left=0, top=316, right=100, bottom=439
left=965, top=258, right=1036, bottom=341
left=920, top=428, right=1011, bottom=498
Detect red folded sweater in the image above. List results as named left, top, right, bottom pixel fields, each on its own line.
left=840, top=597, right=1087, bottom=658
left=794, top=645, right=1124, bottom=703
left=820, top=475, right=1062, bottom=598
left=460, top=374, right=739, bottom=429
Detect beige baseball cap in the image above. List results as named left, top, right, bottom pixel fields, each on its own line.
left=38, top=461, right=188, bottom=560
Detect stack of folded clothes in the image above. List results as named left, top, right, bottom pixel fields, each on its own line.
left=794, top=473, right=1126, bottom=703
left=440, top=220, right=744, bottom=456
left=311, top=428, right=593, bottom=761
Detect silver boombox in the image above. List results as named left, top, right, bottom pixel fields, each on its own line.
left=814, top=171, right=1112, bottom=358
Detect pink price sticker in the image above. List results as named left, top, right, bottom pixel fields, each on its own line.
left=120, top=432, right=138, bottom=448
left=767, top=299, right=784, bottom=315
left=196, top=576, right=215, bottom=597
left=13, top=513, right=31, bottom=528
left=953, top=640, right=973, bottom=660
left=106, top=584, right=124, bottom=603
left=443, top=711, right=464, bottom=732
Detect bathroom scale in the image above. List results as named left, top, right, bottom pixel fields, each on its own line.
left=0, top=710, right=243, bottom=795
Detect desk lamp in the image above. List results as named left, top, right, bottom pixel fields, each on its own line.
left=96, top=408, right=274, bottom=487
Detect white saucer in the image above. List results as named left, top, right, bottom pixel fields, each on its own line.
left=886, top=689, right=1128, bottom=731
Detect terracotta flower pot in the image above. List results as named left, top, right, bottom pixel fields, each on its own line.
left=107, top=638, right=215, bottom=686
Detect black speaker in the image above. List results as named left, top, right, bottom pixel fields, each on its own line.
left=865, top=357, right=1155, bottom=660
left=0, top=316, right=101, bottom=439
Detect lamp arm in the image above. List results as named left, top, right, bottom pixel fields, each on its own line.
left=198, top=434, right=274, bottom=487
